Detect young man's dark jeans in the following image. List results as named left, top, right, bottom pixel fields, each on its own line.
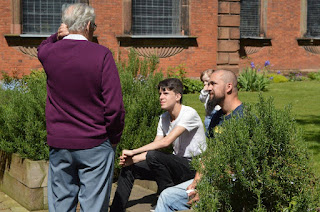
left=110, top=150, right=195, bottom=212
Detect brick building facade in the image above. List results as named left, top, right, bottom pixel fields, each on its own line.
left=0, top=0, right=319, bottom=78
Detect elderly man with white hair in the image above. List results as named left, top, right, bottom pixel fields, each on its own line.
left=37, top=3, right=125, bottom=212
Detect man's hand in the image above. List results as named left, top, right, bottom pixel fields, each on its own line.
left=122, top=149, right=135, bottom=157
left=187, top=192, right=199, bottom=205
left=186, top=179, right=197, bottom=191
left=57, top=23, right=69, bottom=40
left=186, top=179, right=199, bottom=205
left=119, top=155, right=133, bottom=167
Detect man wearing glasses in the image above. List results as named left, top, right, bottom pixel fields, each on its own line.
left=38, top=3, right=125, bottom=212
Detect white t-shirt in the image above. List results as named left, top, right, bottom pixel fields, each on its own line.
left=156, top=105, right=207, bottom=158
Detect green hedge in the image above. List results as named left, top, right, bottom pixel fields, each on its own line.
left=114, top=50, right=165, bottom=173
left=308, top=71, right=320, bottom=81
left=166, top=64, right=203, bottom=94
left=192, top=95, right=319, bottom=211
left=0, top=71, right=48, bottom=160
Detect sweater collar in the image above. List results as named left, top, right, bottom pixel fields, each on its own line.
left=63, top=34, right=88, bottom=41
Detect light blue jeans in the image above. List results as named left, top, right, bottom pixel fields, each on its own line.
left=48, top=139, right=115, bottom=212
left=204, top=109, right=219, bottom=131
left=155, top=179, right=193, bottom=212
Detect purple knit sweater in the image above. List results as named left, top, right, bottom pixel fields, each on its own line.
left=38, top=33, right=125, bottom=149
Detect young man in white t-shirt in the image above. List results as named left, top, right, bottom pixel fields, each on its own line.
left=110, top=78, right=206, bottom=212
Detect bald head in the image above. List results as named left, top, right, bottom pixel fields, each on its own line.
left=214, top=70, right=238, bottom=92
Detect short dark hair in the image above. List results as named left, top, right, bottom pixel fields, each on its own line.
left=158, top=78, right=183, bottom=103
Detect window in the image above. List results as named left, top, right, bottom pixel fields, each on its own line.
left=117, top=0, right=196, bottom=58
left=240, top=0, right=261, bottom=38
left=306, top=0, right=320, bottom=37
left=22, top=0, right=77, bottom=34
left=132, top=0, right=181, bottom=36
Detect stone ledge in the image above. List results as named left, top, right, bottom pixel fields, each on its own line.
left=6, top=153, right=48, bottom=188
left=0, top=171, right=46, bottom=211
left=0, top=153, right=48, bottom=211
left=134, top=180, right=158, bottom=193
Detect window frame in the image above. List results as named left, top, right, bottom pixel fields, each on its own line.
left=240, top=0, right=268, bottom=39
left=297, top=0, right=320, bottom=53
left=131, top=0, right=181, bottom=36
left=10, top=0, right=89, bottom=36
left=22, top=0, right=79, bottom=35
left=301, top=0, right=320, bottom=38
left=117, top=0, right=196, bottom=49
left=123, top=0, right=189, bottom=37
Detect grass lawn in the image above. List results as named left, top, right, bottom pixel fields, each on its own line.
left=184, top=81, right=320, bottom=175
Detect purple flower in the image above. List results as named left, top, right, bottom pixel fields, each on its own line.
left=250, top=62, right=255, bottom=68
left=277, top=70, right=281, bottom=74
left=258, top=69, right=261, bottom=72
left=270, top=76, right=274, bottom=80
left=264, top=60, right=270, bottom=66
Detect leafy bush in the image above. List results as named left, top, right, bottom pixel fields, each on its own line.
left=308, top=71, right=320, bottom=81
left=267, top=73, right=289, bottom=83
left=0, top=70, right=48, bottom=160
left=288, top=72, right=307, bottom=82
left=167, top=64, right=203, bottom=94
left=192, top=95, right=319, bottom=211
left=182, top=78, right=203, bottom=94
left=115, top=50, right=165, bottom=174
left=238, top=67, right=270, bottom=91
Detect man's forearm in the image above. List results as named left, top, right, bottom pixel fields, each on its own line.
left=132, top=152, right=147, bottom=164
left=132, top=126, right=186, bottom=155
left=132, top=139, right=168, bottom=155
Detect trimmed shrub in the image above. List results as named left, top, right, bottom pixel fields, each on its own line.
left=308, top=71, right=320, bottom=81
left=192, top=95, right=319, bottom=211
left=267, top=73, right=289, bottom=83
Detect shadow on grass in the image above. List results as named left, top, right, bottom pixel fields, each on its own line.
left=296, top=115, right=320, bottom=126
left=295, top=115, right=320, bottom=154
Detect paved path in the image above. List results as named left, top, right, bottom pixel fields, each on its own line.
left=0, top=183, right=157, bottom=212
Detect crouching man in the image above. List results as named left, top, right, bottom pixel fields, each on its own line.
left=110, top=78, right=206, bottom=212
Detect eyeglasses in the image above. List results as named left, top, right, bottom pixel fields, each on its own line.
left=92, top=23, right=97, bottom=31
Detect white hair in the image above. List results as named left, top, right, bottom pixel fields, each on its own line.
left=61, top=3, right=95, bottom=32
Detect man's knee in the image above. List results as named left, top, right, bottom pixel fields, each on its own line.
left=146, top=150, right=161, bottom=163
left=158, top=187, right=176, bottom=204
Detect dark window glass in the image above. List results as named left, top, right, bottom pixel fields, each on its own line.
left=307, top=0, right=320, bottom=37
left=22, top=0, right=77, bottom=34
left=240, top=0, right=260, bottom=38
left=132, top=0, right=181, bottom=36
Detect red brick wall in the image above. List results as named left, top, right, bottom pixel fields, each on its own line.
left=153, top=0, right=218, bottom=77
left=0, top=1, right=42, bottom=77
left=91, top=0, right=218, bottom=78
left=1, top=0, right=319, bottom=78
left=0, top=0, right=218, bottom=78
left=239, top=0, right=320, bottom=73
